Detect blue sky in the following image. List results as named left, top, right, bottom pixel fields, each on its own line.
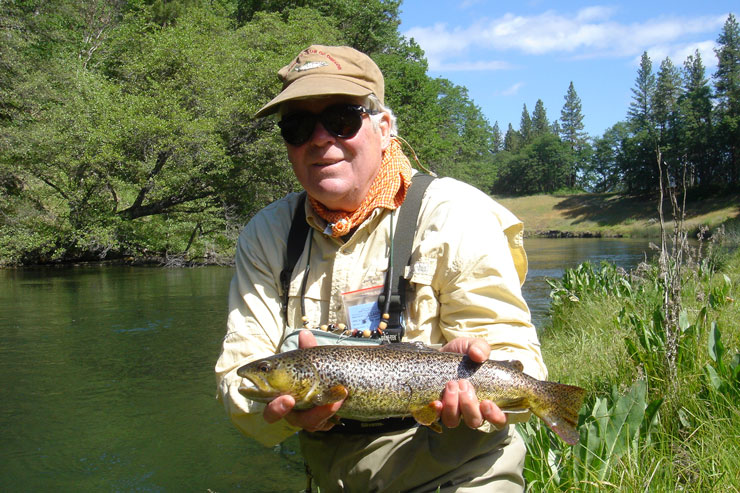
left=398, top=1, right=737, bottom=138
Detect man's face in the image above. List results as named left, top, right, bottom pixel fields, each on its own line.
left=281, top=96, right=391, bottom=212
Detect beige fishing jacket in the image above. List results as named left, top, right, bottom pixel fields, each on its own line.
left=215, top=176, right=547, bottom=447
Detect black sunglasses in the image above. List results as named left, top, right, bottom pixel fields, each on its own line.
left=278, top=104, right=377, bottom=146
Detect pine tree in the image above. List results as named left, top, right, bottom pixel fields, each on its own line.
left=654, top=57, right=683, bottom=136
left=531, top=99, right=550, bottom=137
left=713, top=13, right=740, bottom=186
left=653, top=57, right=684, bottom=188
left=519, top=103, right=532, bottom=143
left=628, top=52, right=656, bottom=134
left=491, top=121, right=503, bottom=153
left=624, top=51, right=659, bottom=193
left=560, top=82, right=586, bottom=147
left=504, top=123, right=521, bottom=152
left=679, top=50, right=713, bottom=186
left=559, top=82, right=589, bottom=189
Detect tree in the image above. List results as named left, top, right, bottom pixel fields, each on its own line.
left=493, top=134, right=572, bottom=195
left=628, top=52, right=656, bottom=134
left=0, top=6, right=343, bottom=262
left=678, top=50, right=714, bottom=187
left=531, top=99, right=550, bottom=137
left=653, top=57, right=683, bottom=137
left=623, top=52, right=659, bottom=193
left=585, top=122, right=630, bottom=192
left=560, top=82, right=587, bottom=150
left=560, top=82, right=588, bottom=188
left=234, top=0, right=402, bottom=54
left=503, top=123, right=521, bottom=152
left=713, top=13, right=740, bottom=186
left=653, top=57, right=684, bottom=186
left=519, top=104, right=532, bottom=143
left=491, top=121, right=503, bottom=153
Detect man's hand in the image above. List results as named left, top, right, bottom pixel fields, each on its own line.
left=436, top=338, right=508, bottom=430
left=262, top=330, right=345, bottom=432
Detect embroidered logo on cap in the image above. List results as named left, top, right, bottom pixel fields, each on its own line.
left=293, top=61, right=329, bottom=72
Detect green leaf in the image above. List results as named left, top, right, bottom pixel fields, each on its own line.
left=704, top=364, right=723, bottom=392
left=602, top=380, right=647, bottom=479
left=707, top=322, right=725, bottom=366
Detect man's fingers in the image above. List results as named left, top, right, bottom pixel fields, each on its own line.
left=440, top=380, right=461, bottom=428
left=284, top=400, right=344, bottom=431
left=298, top=329, right=318, bottom=348
left=466, top=339, right=490, bottom=363
left=480, top=400, right=507, bottom=429
left=439, top=338, right=490, bottom=363
left=263, top=395, right=295, bottom=424
left=458, top=380, right=483, bottom=429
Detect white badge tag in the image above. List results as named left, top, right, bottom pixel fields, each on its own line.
left=341, top=285, right=383, bottom=333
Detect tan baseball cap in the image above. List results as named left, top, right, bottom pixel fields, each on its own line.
left=254, top=45, right=384, bottom=118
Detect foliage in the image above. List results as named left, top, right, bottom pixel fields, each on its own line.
left=1, top=4, right=341, bottom=264
left=2, top=3, right=739, bottom=265
left=604, top=15, right=740, bottom=194
left=0, top=0, right=501, bottom=265
left=520, top=379, right=662, bottom=491
left=492, top=134, right=573, bottom=195
left=529, top=230, right=740, bottom=490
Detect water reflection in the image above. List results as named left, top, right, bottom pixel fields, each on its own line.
left=523, top=237, right=653, bottom=328
left=0, top=238, right=654, bottom=491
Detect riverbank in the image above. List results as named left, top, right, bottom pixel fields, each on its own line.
left=495, top=190, right=740, bottom=238
left=521, top=233, right=740, bottom=489
left=3, top=190, right=738, bottom=267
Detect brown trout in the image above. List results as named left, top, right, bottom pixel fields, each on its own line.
left=237, top=342, right=585, bottom=445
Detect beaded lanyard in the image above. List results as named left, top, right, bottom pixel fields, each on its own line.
left=297, top=210, right=396, bottom=339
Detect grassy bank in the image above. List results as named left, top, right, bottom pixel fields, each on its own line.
left=520, top=231, right=740, bottom=490
left=496, top=191, right=740, bottom=238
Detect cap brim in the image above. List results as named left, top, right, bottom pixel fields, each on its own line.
left=254, top=75, right=374, bottom=118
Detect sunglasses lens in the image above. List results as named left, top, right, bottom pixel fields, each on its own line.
left=278, top=112, right=316, bottom=146
left=278, top=105, right=368, bottom=146
left=321, top=105, right=364, bottom=139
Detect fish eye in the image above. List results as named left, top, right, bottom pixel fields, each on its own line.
left=257, top=361, right=271, bottom=372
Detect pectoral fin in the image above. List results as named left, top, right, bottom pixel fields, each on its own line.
left=411, top=403, right=442, bottom=433
left=311, top=385, right=348, bottom=406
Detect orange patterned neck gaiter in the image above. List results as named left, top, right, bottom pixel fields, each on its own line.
left=309, top=137, right=413, bottom=237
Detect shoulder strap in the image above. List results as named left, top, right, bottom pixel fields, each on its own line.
left=382, top=173, right=435, bottom=342
left=280, top=175, right=436, bottom=333
left=281, top=192, right=309, bottom=323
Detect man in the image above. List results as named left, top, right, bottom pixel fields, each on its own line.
left=216, top=44, right=547, bottom=492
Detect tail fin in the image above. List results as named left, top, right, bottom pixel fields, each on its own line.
left=530, top=381, right=586, bottom=445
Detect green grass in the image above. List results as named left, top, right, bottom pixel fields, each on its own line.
left=521, top=233, right=740, bottom=491
left=495, top=191, right=740, bottom=238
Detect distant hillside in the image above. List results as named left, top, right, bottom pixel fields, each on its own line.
left=495, top=192, right=740, bottom=238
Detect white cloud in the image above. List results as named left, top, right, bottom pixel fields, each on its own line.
left=636, top=40, right=719, bottom=69
left=403, top=8, right=728, bottom=67
left=431, top=60, right=513, bottom=72
left=499, top=82, right=524, bottom=96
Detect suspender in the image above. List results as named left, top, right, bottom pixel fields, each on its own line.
left=280, top=174, right=435, bottom=338
left=280, top=192, right=309, bottom=323
left=379, top=173, right=435, bottom=341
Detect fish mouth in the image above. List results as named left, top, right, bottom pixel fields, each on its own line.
left=238, top=374, right=280, bottom=402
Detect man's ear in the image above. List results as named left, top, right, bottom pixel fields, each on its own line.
left=379, top=112, right=392, bottom=150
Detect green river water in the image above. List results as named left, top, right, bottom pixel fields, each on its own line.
left=0, top=238, right=653, bottom=492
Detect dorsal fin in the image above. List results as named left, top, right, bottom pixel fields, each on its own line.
left=495, top=359, right=524, bottom=372
left=379, top=341, right=438, bottom=352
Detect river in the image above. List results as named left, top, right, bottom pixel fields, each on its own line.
left=0, top=238, right=653, bottom=492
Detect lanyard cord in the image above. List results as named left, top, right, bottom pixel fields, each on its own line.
left=298, top=210, right=395, bottom=325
